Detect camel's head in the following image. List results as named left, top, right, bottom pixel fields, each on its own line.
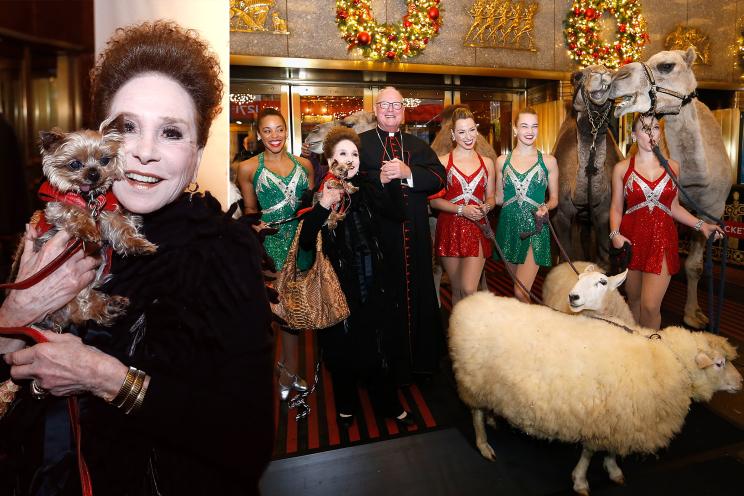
left=610, top=47, right=698, bottom=118
left=567, top=265, right=628, bottom=313
left=304, top=121, right=336, bottom=155
left=342, top=110, right=377, bottom=134
left=303, top=111, right=376, bottom=155
left=572, top=65, right=614, bottom=110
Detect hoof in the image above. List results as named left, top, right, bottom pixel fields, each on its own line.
left=611, top=475, right=625, bottom=486
left=683, top=311, right=707, bottom=330
left=477, top=442, right=496, bottom=461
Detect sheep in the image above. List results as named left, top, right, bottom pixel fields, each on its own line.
left=542, top=262, right=635, bottom=325
left=449, top=292, right=741, bottom=495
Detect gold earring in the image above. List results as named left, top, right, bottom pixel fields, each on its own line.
left=631, top=136, right=637, bottom=143
left=186, top=182, right=199, bottom=193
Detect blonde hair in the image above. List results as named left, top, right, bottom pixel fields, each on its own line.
left=451, top=107, right=475, bottom=127
left=514, top=107, right=538, bottom=126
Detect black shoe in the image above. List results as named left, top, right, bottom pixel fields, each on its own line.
left=393, top=411, right=415, bottom=428
left=337, top=413, right=355, bottom=428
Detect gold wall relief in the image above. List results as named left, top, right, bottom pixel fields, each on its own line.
left=664, top=25, right=710, bottom=65
left=230, top=0, right=289, bottom=34
left=464, top=0, right=539, bottom=52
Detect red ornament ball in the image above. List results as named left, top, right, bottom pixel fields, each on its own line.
left=574, top=7, right=580, bottom=15
left=386, top=51, right=396, bottom=59
left=388, top=34, right=397, bottom=41
left=404, top=20, right=412, bottom=28
left=424, top=37, right=430, bottom=44
left=586, top=8, right=595, bottom=18
left=428, top=7, right=440, bottom=20
left=618, top=24, right=627, bottom=33
left=337, top=9, right=348, bottom=20
left=357, top=31, right=371, bottom=45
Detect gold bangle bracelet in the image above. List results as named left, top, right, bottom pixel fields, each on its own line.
left=111, top=367, right=137, bottom=406
left=127, top=376, right=150, bottom=415
left=119, top=369, right=146, bottom=412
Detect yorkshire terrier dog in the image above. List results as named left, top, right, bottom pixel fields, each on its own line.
left=12, top=115, right=156, bottom=329
left=314, top=159, right=359, bottom=229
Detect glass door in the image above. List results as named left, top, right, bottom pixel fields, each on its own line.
left=459, top=90, right=522, bottom=155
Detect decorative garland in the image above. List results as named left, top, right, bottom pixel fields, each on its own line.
left=563, top=0, right=649, bottom=69
left=335, top=0, right=443, bottom=61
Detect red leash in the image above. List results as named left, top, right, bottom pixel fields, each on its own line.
left=0, top=326, right=93, bottom=496
left=0, top=238, right=84, bottom=291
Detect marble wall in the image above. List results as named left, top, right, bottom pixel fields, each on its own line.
left=231, top=0, right=744, bottom=84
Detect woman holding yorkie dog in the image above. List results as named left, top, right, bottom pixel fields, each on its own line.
left=298, top=127, right=414, bottom=428
left=0, top=21, right=273, bottom=495
left=430, top=107, right=496, bottom=307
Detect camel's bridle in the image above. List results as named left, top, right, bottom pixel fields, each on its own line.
left=640, top=62, right=697, bottom=117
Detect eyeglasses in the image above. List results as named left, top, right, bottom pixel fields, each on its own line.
left=376, top=101, right=403, bottom=111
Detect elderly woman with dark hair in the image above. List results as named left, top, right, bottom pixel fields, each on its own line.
left=0, top=21, right=273, bottom=495
left=298, top=127, right=414, bottom=428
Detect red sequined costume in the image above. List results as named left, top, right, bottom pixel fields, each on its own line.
left=619, top=156, right=680, bottom=275
left=435, top=152, right=492, bottom=258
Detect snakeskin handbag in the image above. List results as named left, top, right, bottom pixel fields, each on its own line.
left=271, top=220, right=350, bottom=330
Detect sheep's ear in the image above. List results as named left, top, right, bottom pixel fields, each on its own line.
left=608, top=269, right=628, bottom=290
left=695, top=351, right=714, bottom=369
left=583, top=264, right=595, bottom=273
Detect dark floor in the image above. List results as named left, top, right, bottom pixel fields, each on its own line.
left=261, top=259, right=744, bottom=495
left=261, top=405, right=744, bottom=496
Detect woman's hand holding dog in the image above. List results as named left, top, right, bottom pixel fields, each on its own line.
left=319, top=184, right=343, bottom=210
left=0, top=227, right=98, bottom=340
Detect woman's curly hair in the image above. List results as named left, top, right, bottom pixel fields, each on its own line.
left=90, top=20, right=222, bottom=148
left=322, top=126, right=361, bottom=159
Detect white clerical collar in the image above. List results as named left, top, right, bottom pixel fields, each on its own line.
left=377, top=126, right=400, bottom=137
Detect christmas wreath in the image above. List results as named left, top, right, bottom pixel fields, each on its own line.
left=563, top=0, right=649, bottom=69
left=335, top=0, right=443, bottom=61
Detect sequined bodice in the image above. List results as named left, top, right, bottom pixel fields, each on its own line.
left=253, top=152, right=310, bottom=270
left=443, top=152, right=488, bottom=206
left=623, top=158, right=676, bottom=217
left=501, top=151, right=547, bottom=209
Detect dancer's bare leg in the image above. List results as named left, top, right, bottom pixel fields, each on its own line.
left=639, top=257, right=672, bottom=330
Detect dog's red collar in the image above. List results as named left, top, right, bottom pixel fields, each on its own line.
left=38, top=181, right=119, bottom=213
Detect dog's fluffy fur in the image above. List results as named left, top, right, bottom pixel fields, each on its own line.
left=314, top=159, right=359, bottom=230
left=13, top=116, right=156, bottom=328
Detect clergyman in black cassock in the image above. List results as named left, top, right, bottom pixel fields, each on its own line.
left=358, top=97, right=446, bottom=383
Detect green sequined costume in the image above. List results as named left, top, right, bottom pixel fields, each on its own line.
left=494, top=151, right=551, bottom=267
left=253, top=152, right=312, bottom=271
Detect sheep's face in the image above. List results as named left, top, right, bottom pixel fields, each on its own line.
left=567, top=266, right=628, bottom=313
left=693, top=335, right=742, bottom=397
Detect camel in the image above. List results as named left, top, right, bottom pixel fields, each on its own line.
left=552, top=65, right=624, bottom=267
left=303, top=110, right=377, bottom=154
left=609, top=47, right=733, bottom=328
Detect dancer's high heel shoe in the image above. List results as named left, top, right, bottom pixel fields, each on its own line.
left=277, top=362, right=308, bottom=401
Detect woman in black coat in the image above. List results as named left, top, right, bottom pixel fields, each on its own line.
left=299, top=127, right=414, bottom=428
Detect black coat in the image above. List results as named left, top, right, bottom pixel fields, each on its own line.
left=358, top=129, right=446, bottom=381
left=1, top=193, right=274, bottom=496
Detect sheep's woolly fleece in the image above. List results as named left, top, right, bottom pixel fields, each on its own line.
left=449, top=292, right=738, bottom=456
